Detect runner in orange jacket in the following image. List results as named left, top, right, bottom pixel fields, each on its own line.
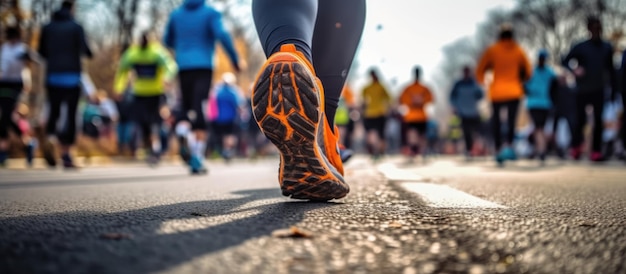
left=476, top=24, right=532, bottom=165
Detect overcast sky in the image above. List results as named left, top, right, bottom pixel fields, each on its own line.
left=354, top=0, right=516, bottom=94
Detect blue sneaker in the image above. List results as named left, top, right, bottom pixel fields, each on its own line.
left=503, top=147, right=517, bottom=161
left=189, top=155, right=208, bottom=175
left=496, top=147, right=516, bottom=165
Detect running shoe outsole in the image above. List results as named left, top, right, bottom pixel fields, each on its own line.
left=252, top=60, right=348, bottom=201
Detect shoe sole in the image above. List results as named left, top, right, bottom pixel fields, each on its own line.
left=252, top=59, right=348, bottom=201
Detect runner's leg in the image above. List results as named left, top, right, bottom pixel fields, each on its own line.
left=312, top=0, right=366, bottom=126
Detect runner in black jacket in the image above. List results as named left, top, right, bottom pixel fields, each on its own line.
left=561, top=16, right=616, bottom=162
left=38, top=0, right=93, bottom=168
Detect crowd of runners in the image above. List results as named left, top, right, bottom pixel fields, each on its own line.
left=1, top=1, right=625, bottom=193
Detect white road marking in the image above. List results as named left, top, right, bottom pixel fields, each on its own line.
left=400, top=182, right=507, bottom=208
left=377, top=163, right=425, bottom=182
left=378, top=164, right=507, bottom=209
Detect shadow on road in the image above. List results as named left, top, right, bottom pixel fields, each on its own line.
left=0, top=174, right=186, bottom=189
left=0, top=188, right=338, bottom=273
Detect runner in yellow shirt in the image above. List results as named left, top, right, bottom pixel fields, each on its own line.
left=362, top=69, right=391, bottom=159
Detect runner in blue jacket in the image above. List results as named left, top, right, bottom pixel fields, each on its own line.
left=164, top=0, right=240, bottom=174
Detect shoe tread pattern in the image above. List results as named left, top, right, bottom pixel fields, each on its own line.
left=252, top=61, right=348, bottom=201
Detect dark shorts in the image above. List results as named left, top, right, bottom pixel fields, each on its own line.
left=364, top=116, right=386, bottom=139
left=529, top=109, right=549, bottom=129
left=178, top=69, right=213, bottom=130
left=405, top=122, right=427, bottom=135
left=133, top=95, right=163, bottom=126
left=212, top=122, right=238, bottom=135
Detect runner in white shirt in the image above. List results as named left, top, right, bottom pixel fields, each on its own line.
left=0, top=26, right=33, bottom=166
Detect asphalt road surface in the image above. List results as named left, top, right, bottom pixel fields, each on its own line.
left=1, top=156, right=625, bottom=274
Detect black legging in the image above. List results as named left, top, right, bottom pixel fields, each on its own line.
left=252, top=0, right=366, bottom=127
left=461, top=117, right=481, bottom=153
left=133, top=95, right=163, bottom=156
left=491, top=99, right=520, bottom=151
left=571, top=92, right=604, bottom=153
left=0, top=81, right=22, bottom=139
left=46, top=86, right=81, bottom=145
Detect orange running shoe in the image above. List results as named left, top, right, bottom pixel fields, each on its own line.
left=251, top=44, right=348, bottom=201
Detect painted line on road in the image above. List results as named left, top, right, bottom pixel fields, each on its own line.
left=377, top=163, right=425, bottom=182
left=400, top=182, right=507, bottom=208
left=377, top=164, right=507, bottom=209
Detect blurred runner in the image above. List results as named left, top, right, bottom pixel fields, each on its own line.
left=398, top=66, right=433, bottom=161
left=476, top=24, right=532, bottom=166
left=524, top=50, right=558, bottom=164
left=211, top=72, right=244, bottom=162
left=114, top=32, right=177, bottom=166
left=38, top=0, right=93, bottom=169
left=164, top=0, right=241, bottom=174
left=0, top=26, right=33, bottom=167
left=251, top=0, right=365, bottom=200
left=362, top=68, right=391, bottom=161
left=561, top=16, right=617, bottom=162
left=449, top=65, right=484, bottom=159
